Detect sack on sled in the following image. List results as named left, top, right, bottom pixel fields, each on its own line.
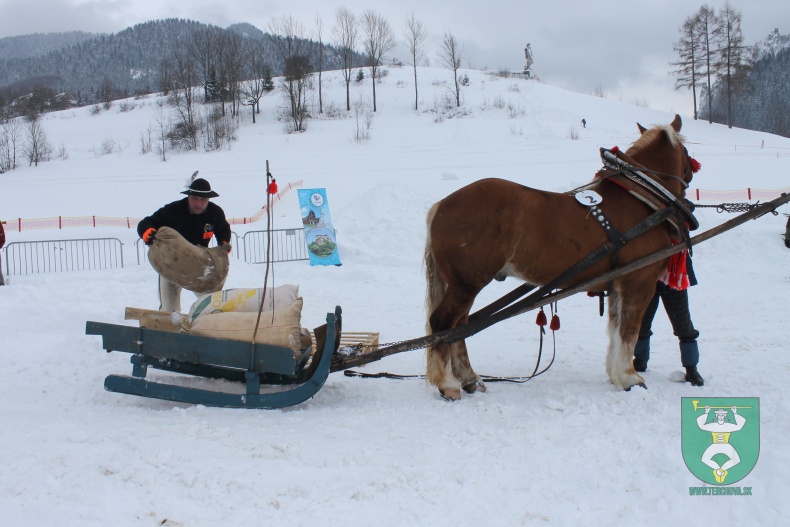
left=147, top=226, right=230, bottom=294
left=188, top=285, right=300, bottom=323
left=189, top=297, right=309, bottom=353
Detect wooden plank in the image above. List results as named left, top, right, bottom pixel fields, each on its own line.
left=124, top=307, right=190, bottom=332
left=87, top=321, right=301, bottom=376
left=310, top=330, right=379, bottom=349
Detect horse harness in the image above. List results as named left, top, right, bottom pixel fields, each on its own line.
left=574, top=147, right=698, bottom=280
left=597, top=147, right=698, bottom=230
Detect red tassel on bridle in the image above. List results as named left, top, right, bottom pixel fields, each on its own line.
left=689, top=157, right=701, bottom=173
left=535, top=309, right=547, bottom=327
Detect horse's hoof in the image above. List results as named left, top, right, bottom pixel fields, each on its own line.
left=439, top=388, right=462, bottom=401
left=463, top=379, right=487, bottom=394
left=625, top=382, right=647, bottom=391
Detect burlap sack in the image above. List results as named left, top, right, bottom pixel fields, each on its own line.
left=189, top=297, right=305, bottom=353
left=188, top=285, right=300, bottom=323
left=147, top=226, right=230, bottom=294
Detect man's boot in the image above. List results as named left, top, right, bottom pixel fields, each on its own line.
left=680, top=341, right=704, bottom=386
left=633, top=338, right=650, bottom=372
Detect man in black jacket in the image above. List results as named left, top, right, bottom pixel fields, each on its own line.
left=137, top=176, right=231, bottom=312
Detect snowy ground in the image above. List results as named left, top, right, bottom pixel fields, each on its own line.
left=2, top=66, right=789, bottom=526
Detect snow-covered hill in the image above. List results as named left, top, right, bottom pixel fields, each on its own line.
left=2, top=66, right=789, bottom=526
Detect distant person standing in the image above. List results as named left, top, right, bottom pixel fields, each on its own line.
left=137, top=173, right=231, bottom=312
left=0, top=219, right=6, bottom=286
left=581, top=118, right=587, bottom=128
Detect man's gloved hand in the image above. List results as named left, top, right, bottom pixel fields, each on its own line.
left=222, top=241, right=231, bottom=254
left=142, top=227, right=157, bottom=245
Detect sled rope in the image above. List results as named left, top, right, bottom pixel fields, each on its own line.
left=343, top=302, right=559, bottom=383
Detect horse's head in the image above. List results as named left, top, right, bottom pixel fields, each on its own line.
left=628, top=114, right=696, bottom=197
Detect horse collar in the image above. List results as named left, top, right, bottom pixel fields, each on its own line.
left=599, top=148, right=699, bottom=231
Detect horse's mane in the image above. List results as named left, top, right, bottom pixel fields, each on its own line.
left=630, top=124, right=685, bottom=154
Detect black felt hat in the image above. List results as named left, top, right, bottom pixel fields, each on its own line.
left=182, top=177, right=219, bottom=198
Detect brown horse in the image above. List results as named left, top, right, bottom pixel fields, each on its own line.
left=424, top=115, right=695, bottom=400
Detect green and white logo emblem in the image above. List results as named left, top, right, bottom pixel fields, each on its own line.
left=682, top=398, right=759, bottom=485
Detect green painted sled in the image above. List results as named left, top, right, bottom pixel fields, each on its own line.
left=86, top=306, right=342, bottom=409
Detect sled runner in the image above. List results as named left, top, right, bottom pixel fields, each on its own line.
left=86, top=306, right=342, bottom=409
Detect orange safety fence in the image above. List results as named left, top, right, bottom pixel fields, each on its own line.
left=687, top=186, right=790, bottom=202
left=2, top=180, right=303, bottom=233
left=3, top=182, right=787, bottom=233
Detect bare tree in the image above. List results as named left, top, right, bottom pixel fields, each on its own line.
left=97, top=77, right=115, bottom=109
left=671, top=13, right=704, bottom=119
left=153, top=102, right=169, bottom=162
left=24, top=115, right=51, bottom=167
left=218, top=32, right=244, bottom=118
left=0, top=116, right=22, bottom=172
left=191, top=26, right=218, bottom=101
left=315, top=15, right=325, bottom=114
left=333, top=7, right=358, bottom=111
left=361, top=10, right=395, bottom=112
left=170, top=41, right=199, bottom=150
left=438, top=31, right=463, bottom=107
left=268, top=15, right=313, bottom=132
left=695, top=5, right=720, bottom=124
left=157, top=57, right=174, bottom=96
left=713, top=2, right=752, bottom=128
left=239, top=40, right=274, bottom=124
left=403, top=13, right=428, bottom=111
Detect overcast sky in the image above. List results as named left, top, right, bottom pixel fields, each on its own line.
left=0, top=0, right=783, bottom=115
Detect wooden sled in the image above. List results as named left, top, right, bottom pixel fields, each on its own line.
left=85, top=306, right=342, bottom=409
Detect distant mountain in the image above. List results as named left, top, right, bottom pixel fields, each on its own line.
left=0, top=31, right=100, bottom=60
left=0, top=19, right=208, bottom=104
left=0, top=18, right=365, bottom=112
left=753, top=28, right=790, bottom=60
left=700, top=30, right=790, bottom=138
left=227, top=23, right=267, bottom=40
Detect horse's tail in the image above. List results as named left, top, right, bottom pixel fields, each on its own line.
left=424, top=202, right=445, bottom=335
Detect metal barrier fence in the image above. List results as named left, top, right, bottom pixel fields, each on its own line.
left=4, top=228, right=309, bottom=277
left=243, top=228, right=309, bottom=263
left=4, top=238, right=124, bottom=276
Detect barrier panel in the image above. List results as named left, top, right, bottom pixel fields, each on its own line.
left=4, top=238, right=124, bottom=276
left=243, top=229, right=309, bottom=264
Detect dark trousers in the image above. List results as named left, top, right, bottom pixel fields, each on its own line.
left=639, top=282, right=699, bottom=343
